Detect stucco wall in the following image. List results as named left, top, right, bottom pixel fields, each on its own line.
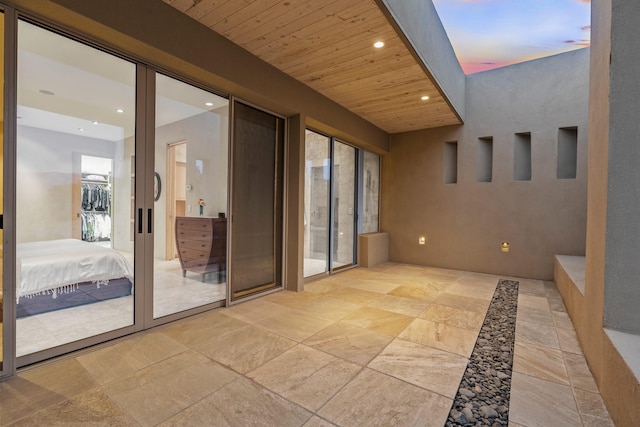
left=382, top=49, right=590, bottom=280
left=572, top=0, right=640, bottom=425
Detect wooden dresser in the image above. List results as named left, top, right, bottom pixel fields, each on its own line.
left=175, top=216, right=227, bottom=282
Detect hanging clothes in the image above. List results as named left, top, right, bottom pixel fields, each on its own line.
left=81, top=178, right=112, bottom=242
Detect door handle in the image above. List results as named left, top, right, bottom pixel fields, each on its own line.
left=148, top=209, right=153, bottom=233
left=137, top=209, right=143, bottom=234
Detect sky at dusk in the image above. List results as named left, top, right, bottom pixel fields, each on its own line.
left=432, top=0, right=591, bottom=74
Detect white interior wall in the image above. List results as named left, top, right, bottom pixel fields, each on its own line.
left=16, top=125, right=118, bottom=243
left=154, top=106, right=229, bottom=259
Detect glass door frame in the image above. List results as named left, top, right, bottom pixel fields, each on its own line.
left=1, top=5, right=15, bottom=379
left=329, top=139, right=359, bottom=273
left=145, top=69, right=230, bottom=325
left=11, top=18, right=142, bottom=368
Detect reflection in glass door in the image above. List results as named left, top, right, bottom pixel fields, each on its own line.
left=153, top=74, right=229, bottom=318
left=303, top=130, right=330, bottom=277
left=361, top=150, right=380, bottom=233
left=15, top=20, right=136, bottom=359
left=331, top=141, right=357, bottom=271
left=229, top=101, right=284, bottom=302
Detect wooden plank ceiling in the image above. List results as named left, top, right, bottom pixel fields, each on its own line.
left=163, top=0, right=462, bottom=133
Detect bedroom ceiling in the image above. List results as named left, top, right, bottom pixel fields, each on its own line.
left=162, top=0, right=462, bottom=133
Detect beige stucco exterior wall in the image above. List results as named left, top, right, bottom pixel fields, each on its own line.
left=559, top=1, right=640, bottom=425
left=382, top=49, right=590, bottom=280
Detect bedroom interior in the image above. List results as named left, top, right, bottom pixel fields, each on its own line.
left=13, top=20, right=230, bottom=357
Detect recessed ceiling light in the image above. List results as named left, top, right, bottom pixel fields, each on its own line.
left=39, top=89, right=55, bottom=96
left=205, top=102, right=214, bottom=107
left=374, top=41, right=385, bottom=48
left=421, top=95, right=430, bottom=101
left=116, top=108, right=125, bottom=113
left=92, top=121, right=99, bottom=125
left=78, top=128, right=85, bottom=132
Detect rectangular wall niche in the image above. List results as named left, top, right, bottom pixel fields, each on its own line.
left=476, top=137, right=493, bottom=182
left=443, top=141, right=458, bottom=184
left=514, top=132, right=532, bottom=181
left=557, top=127, right=578, bottom=179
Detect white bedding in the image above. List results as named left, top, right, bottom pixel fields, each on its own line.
left=16, top=239, right=134, bottom=300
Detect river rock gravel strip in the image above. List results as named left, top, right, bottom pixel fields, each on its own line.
left=445, top=279, right=519, bottom=427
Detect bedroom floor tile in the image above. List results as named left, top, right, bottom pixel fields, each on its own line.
left=2, top=263, right=612, bottom=427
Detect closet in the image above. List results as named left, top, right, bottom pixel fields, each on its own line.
left=81, top=173, right=112, bottom=242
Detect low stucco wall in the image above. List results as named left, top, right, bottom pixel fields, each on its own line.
left=358, top=232, right=389, bottom=268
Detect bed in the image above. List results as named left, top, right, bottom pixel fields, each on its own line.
left=16, top=239, right=134, bottom=318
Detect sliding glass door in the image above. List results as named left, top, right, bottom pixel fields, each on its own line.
left=331, top=141, right=357, bottom=271
left=15, top=20, right=136, bottom=360
left=229, top=101, right=284, bottom=302
left=303, top=131, right=381, bottom=277
left=153, top=74, right=229, bottom=318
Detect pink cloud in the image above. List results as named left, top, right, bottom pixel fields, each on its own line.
left=460, top=60, right=512, bottom=74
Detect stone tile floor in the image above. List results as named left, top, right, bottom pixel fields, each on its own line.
left=0, top=263, right=614, bottom=426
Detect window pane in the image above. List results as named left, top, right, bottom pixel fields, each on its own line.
left=362, top=151, right=380, bottom=234
left=304, top=130, right=330, bottom=277
left=332, top=141, right=356, bottom=269
left=230, top=102, right=284, bottom=301
left=154, top=74, right=229, bottom=318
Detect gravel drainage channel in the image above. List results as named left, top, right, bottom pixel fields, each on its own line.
left=446, top=279, right=519, bottom=427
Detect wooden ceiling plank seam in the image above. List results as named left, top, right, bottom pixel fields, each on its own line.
left=315, top=65, right=429, bottom=94
left=351, top=95, right=447, bottom=110
left=242, top=0, right=350, bottom=53
left=223, top=0, right=317, bottom=42
left=296, top=56, right=419, bottom=89
left=194, top=0, right=261, bottom=29
left=201, top=0, right=287, bottom=35
left=184, top=0, right=224, bottom=20
left=355, top=101, right=449, bottom=118
left=190, top=1, right=250, bottom=29
left=257, top=12, right=384, bottom=66
left=258, top=13, right=387, bottom=69
left=223, top=0, right=340, bottom=46
left=163, top=0, right=195, bottom=13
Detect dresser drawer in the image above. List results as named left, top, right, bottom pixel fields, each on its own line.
left=176, top=217, right=213, bottom=232
left=176, top=228, right=212, bottom=242
left=178, top=248, right=209, bottom=262
left=177, top=239, right=212, bottom=251
left=182, top=258, right=210, bottom=270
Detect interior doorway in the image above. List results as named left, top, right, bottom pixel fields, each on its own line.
left=165, top=141, right=186, bottom=260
